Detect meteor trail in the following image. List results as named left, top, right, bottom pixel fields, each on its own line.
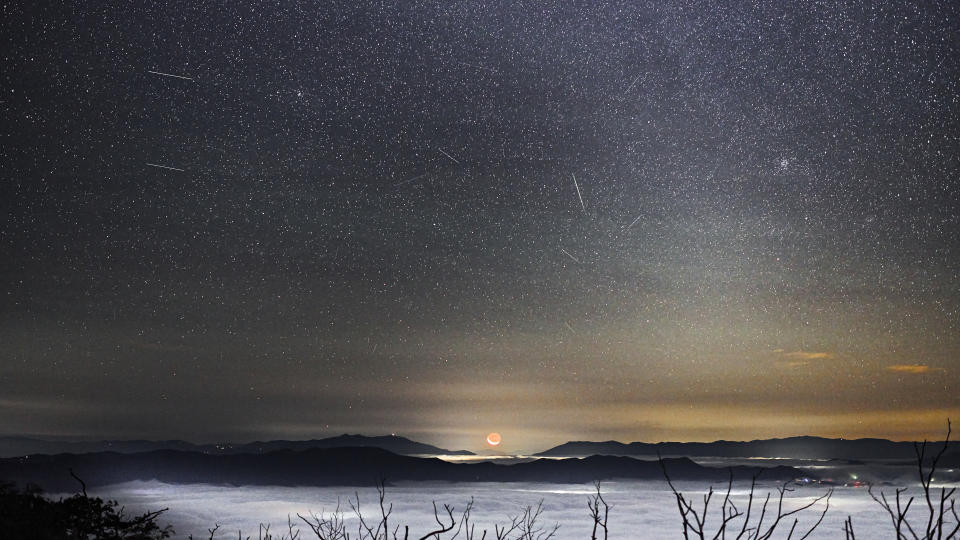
left=572, top=174, right=585, bottom=212
left=146, top=163, right=185, bottom=172
left=622, top=73, right=642, bottom=96
left=147, top=70, right=194, bottom=81
left=395, top=172, right=430, bottom=187
left=438, top=148, right=460, bottom=164
left=560, top=248, right=581, bottom=264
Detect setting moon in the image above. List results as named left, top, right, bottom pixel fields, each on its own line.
left=486, top=432, right=502, bottom=446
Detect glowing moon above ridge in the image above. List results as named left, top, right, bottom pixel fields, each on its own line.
left=486, top=432, right=502, bottom=446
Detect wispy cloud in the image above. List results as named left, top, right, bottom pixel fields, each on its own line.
left=774, top=350, right=833, bottom=366
left=783, top=361, right=809, bottom=368
left=782, top=351, right=833, bottom=360
left=885, top=364, right=940, bottom=374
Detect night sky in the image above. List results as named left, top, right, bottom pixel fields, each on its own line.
left=2, top=1, right=958, bottom=452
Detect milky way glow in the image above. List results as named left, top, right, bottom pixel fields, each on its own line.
left=1, top=0, right=957, bottom=452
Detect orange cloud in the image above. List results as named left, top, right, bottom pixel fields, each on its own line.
left=781, top=351, right=833, bottom=360
left=885, top=364, right=939, bottom=374
left=783, top=361, right=809, bottom=368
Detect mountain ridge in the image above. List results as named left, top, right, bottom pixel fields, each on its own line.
left=537, top=436, right=959, bottom=460
left=0, top=434, right=473, bottom=459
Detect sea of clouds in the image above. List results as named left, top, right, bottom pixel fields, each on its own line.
left=72, top=479, right=909, bottom=539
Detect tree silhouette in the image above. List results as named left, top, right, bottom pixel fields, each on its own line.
left=864, top=419, right=959, bottom=539
left=659, top=455, right=832, bottom=540
left=0, top=479, right=172, bottom=539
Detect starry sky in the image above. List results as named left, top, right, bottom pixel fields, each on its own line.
left=2, top=0, right=959, bottom=453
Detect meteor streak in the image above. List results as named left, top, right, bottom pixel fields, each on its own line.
left=147, top=70, right=194, bottom=81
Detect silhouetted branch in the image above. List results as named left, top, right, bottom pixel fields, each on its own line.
left=287, top=515, right=301, bottom=540
left=735, top=473, right=759, bottom=540
left=843, top=516, right=855, bottom=540
left=297, top=500, right=348, bottom=540
left=449, top=497, right=475, bottom=540
left=587, top=481, right=610, bottom=540
left=417, top=501, right=455, bottom=540
left=660, top=454, right=830, bottom=540
left=493, top=513, right=521, bottom=540
left=516, top=500, right=559, bottom=540
left=69, top=468, right=87, bottom=497
left=868, top=418, right=957, bottom=540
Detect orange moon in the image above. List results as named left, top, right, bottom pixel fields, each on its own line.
left=486, top=432, right=502, bottom=446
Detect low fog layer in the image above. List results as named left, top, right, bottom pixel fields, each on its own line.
left=71, top=480, right=897, bottom=539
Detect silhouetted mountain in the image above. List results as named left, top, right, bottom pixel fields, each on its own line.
left=0, top=438, right=205, bottom=458
left=0, top=447, right=809, bottom=492
left=536, top=436, right=959, bottom=460
left=0, top=434, right=472, bottom=459
left=229, top=434, right=474, bottom=456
